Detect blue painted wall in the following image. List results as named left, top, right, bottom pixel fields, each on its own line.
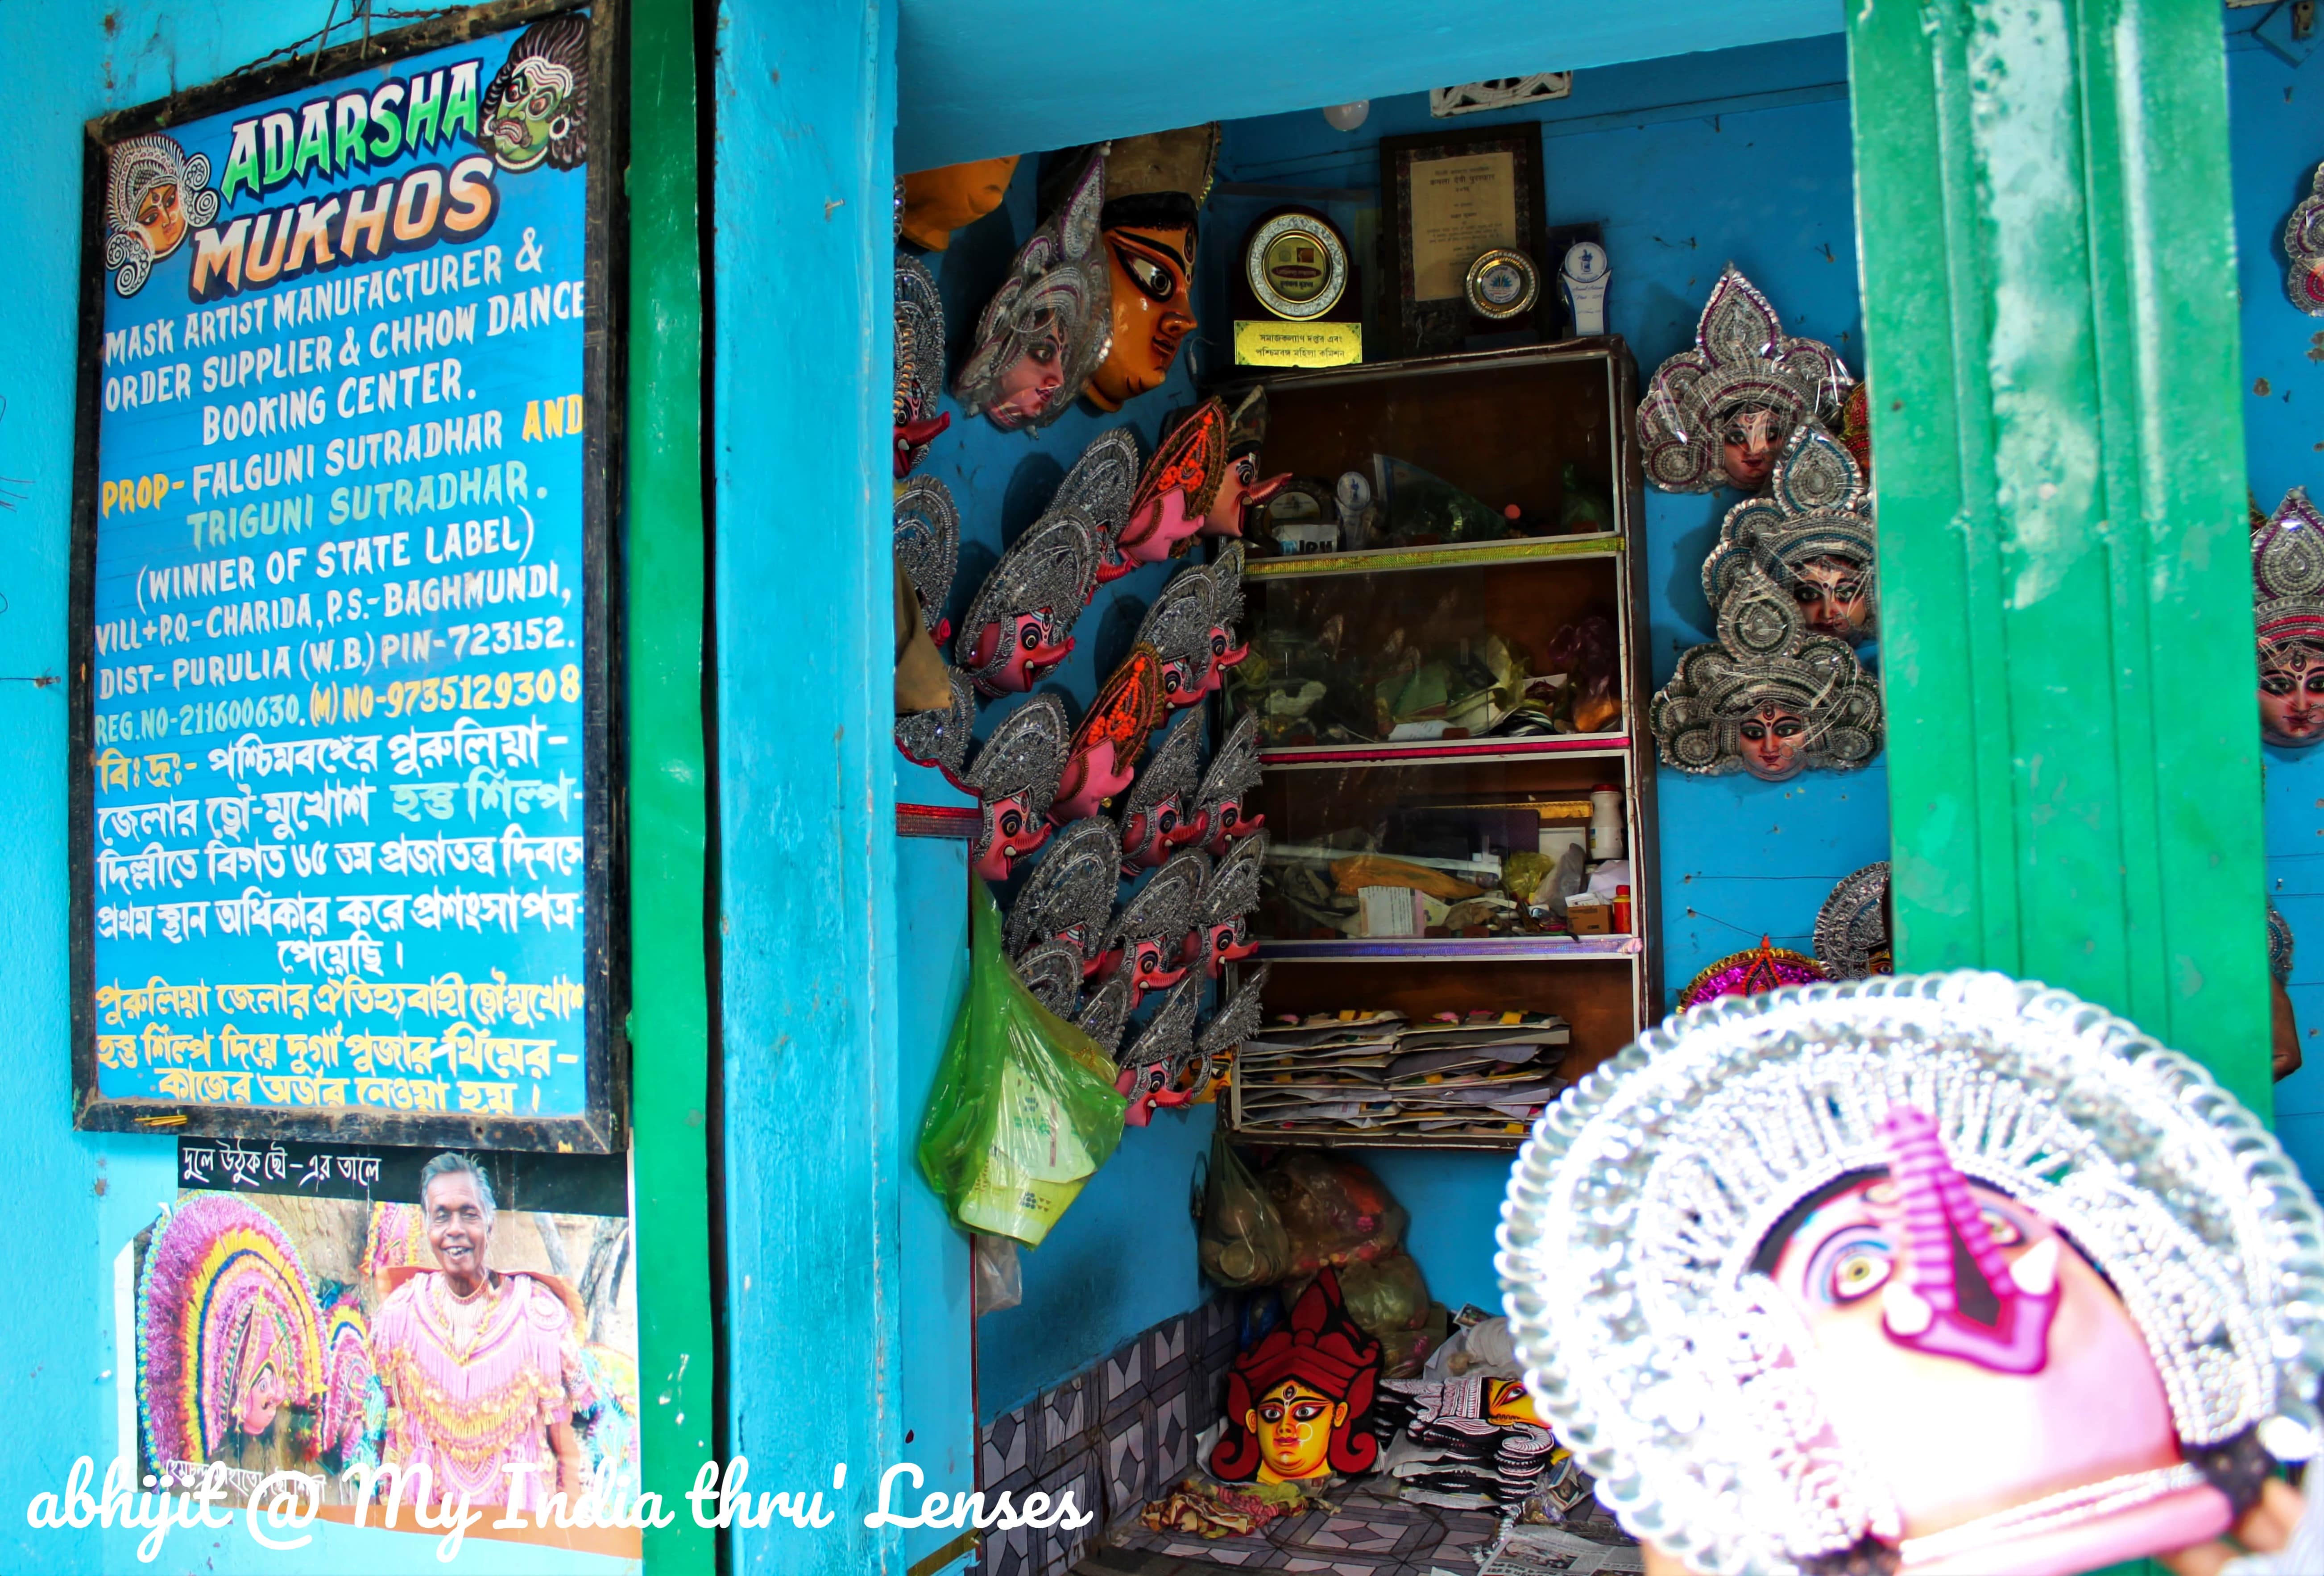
left=2231, top=21, right=2324, bottom=1190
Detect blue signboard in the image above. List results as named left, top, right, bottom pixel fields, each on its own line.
left=72, top=5, right=618, bottom=1149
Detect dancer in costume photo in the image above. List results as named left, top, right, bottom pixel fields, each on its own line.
left=369, top=1152, right=597, bottom=1510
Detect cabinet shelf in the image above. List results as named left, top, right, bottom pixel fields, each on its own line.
left=1259, top=935, right=1641, bottom=962
left=1244, top=532, right=1625, bottom=581
left=1259, top=733, right=1630, bottom=769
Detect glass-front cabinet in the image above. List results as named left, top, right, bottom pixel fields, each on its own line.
left=1216, top=343, right=1659, bottom=1150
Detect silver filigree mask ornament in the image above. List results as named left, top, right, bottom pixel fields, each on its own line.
left=1194, top=711, right=1264, bottom=856
left=1197, top=962, right=1268, bottom=1070
left=2271, top=904, right=2296, bottom=989
left=1498, top=972, right=2324, bottom=1576
left=1004, top=815, right=1122, bottom=972
left=1640, top=265, right=1852, bottom=494
left=894, top=253, right=951, bottom=476
left=1119, top=712, right=1207, bottom=870
left=2288, top=162, right=2324, bottom=314
left=953, top=509, right=1100, bottom=697
left=104, top=133, right=220, bottom=298
left=953, top=149, right=1112, bottom=431
left=1136, top=563, right=1219, bottom=710
left=1099, top=848, right=1205, bottom=1010
left=1203, top=541, right=1252, bottom=693
left=1012, top=939, right=1086, bottom=1019
left=1054, top=426, right=1143, bottom=580
left=893, top=476, right=961, bottom=643
left=1701, top=421, right=1877, bottom=646
left=894, top=667, right=977, bottom=782
left=1073, top=971, right=1136, bottom=1059
left=1652, top=561, right=1883, bottom=782
left=961, top=695, right=1069, bottom=883
left=1189, top=828, right=1265, bottom=979
left=1116, top=974, right=1205, bottom=1126
left=1814, top=860, right=1892, bottom=980
left=2254, top=487, right=2324, bottom=749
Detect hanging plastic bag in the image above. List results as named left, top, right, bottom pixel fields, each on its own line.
left=917, top=880, right=1128, bottom=1247
left=973, top=1234, right=1023, bottom=1315
left=1196, top=1127, right=1291, bottom=1289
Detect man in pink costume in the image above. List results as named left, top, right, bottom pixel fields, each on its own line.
left=370, top=1153, right=595, bottom=1510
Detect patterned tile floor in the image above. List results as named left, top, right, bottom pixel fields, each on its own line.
left=1071, top=1482, right=1636, bottom=1576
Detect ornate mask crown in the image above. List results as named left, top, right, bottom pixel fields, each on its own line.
left=1119, top=399, right=1229, bottom=567
left=1814, top=861, right=1892, bottom=981
left=1197, top=963, right=1270, bottom=1066
left=894, top=667, right=977, bottom=781
left=1639, top=265, right=1852, bottom=494
left=961, top=697, right=1069, bottom=876
left=1194, top=712, right=1264, bottom=850
left=1499, top=972, right=2324, bottom=1576
left=1056, top=426, right=1143, bottom=552
left=1699, top=421, right=1877, bottom=646
left=1056, top=645, right=1167, bottom=820
left=1120, top=713, right=1207, bottom=868
left=1117, top=974, right=1204, bottom=1124
left=2271, top=903, right=2296, bottom=989
left=1197, top=828, right=1266, bottom=931
left=2254, top=486, right=2324, bottom=649
left=1073, top=972, right=1136, bottom=1059
left=893, top=253, right=950, bottom=476
left=2286, top=161, right=2324, bottom=314
left=1652, top=561, right=1884, bottom=781
left=954, top=509, right=1100, bottom=695
left=1136, top=565, right=1220, bottom=706
left=1012, top=939, right=1086, bottom=1020
left=1005, top=815, right=1123, bottom=966
left=893, top=476, right=960, bottom=637
left=1100, top=848, right=1205, bottom=1008
left=953, top=149, right=1112, bottom=430
left=1677, top=937, right=1828, bottom=1010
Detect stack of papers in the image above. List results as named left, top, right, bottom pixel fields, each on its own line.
left=1233, top=1009, right=1569, bottom=1139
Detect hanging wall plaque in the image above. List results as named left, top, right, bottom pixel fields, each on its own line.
left=71, top=0, right=624, bottom=1150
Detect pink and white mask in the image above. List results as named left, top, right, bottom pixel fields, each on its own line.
left=1497, top=973, right=2324, bottom=1576
left=1761, top=1107, right=2229, bottom=1576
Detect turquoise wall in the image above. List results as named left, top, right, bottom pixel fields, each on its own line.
left=2232, top=20, right=2324, bottom=1191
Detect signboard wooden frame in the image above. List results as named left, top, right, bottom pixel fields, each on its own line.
left=1376, top=122, right=1552, bottom=360
left=69, top=0, right=628, bottom=1151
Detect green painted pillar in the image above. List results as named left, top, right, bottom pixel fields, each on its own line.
left=1845, top=0, right=2270, bottom=1113
left=628, top=0, right=717, bottom=1568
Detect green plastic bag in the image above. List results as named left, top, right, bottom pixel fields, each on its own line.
left=917, top=880, right=1128, bottom=1246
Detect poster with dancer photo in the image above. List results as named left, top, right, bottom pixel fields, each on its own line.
left=122, top=1138, right=640, bottom=1557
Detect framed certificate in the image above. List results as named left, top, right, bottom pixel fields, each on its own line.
left=1378, top=124, right=1551, bottom=359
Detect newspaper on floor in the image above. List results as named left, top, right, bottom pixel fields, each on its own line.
left=1438, top=1522, right=1646, bottom=1576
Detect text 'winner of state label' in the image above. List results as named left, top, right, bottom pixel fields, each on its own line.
left=83, top=10, right=603, bottom=1129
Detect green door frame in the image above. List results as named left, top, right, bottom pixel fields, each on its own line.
left=1846, top=0, right=2272, bottom=1113
left=628, top=0, right=717, bottom=1568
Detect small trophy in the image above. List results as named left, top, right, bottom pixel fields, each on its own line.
left=1561, top=240, right=1609, bottom=337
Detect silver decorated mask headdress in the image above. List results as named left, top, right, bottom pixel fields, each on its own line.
left=894, top=252, right=950, bottom=476
left=2254, top=488, right=2324, bottom=749
left=1004, top=815, right=1122, bottom=967
left=1813, top=860, right=1891, bottom=981
left=1194, top=711, right=1264, bottom=853
left=1074, top=972, right=1136, bottom=1059
left=1206, top=541, right=1251, bottom=683
left=953, top=149, right=1111, bottom=430
left=1120, top=712, right=1206, bottom=868
left=1136, top=564, right=1219, bottom=708
left=1100, top=848, right=1205, bottom=1009
left=2271, top=904, right=2296, bottom=989
left=2287, top=161, right=2324, bottom=314
left=1639, top=265, right=1852, bottom=494
left=893, top=476, right=961, bottom=639
left=1652, top=561, right=1882, bottom=781
left=1055, top=426, right=1143, bottom=580
left=1499, top=972, right=2324, bottom=1576
left=1190, top=829, right=1265, bottom=977
left=961, top=696, right=1069, bottom=877
left=895, top=666, right=977, bottom=782
left=1117, top=975, right=1205, bottom=1124
left=1699, top=422, right=1877, bottom=647
left=1012, top=939, right=1086, bottom=1020
left=104, top=133, right=220, bottom=298
left=953, top=509, right=1100, bottom=695
left=1197, top=963, right=1269, bottom=1067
